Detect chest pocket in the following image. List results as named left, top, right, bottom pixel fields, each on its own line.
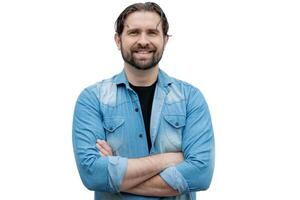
left=103, top=117, right=125, bottom=155
left=163, top=115, right=186, bottom=150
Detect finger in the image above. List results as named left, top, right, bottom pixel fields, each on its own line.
left=96, top=140, right=108, bottom=151
left=96, top=139, right=107, bottom=146
left=99, top=151, right=105, bottom=157
left=96, top=139, right=109, bottom=146
left=100, top=141, right=113, bottom=153
left=96, top=143, right=110, bottom=156
left=96, top=142, right=102, bottom=151
left=97, top=140, right=113, bottom=155
left=96, top=143, right=108, bottom=154
left=98, top=144, right=112, bottom=156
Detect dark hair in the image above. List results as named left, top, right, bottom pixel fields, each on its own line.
left=115, top=2, right=169, bottom=36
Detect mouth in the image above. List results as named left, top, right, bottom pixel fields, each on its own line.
left=133, top=50, right=154, bottom=54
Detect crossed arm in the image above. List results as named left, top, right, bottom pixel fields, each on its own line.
left=73, top=87, right=214, bottom=196
left=96, top=140, right=182, bottom=196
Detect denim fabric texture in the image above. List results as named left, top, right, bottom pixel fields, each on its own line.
left=72, top=69, right=215, bottom=200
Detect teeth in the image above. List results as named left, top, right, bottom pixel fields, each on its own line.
left=136, top=51, right=151, bottom=54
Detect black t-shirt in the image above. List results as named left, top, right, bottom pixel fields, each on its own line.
left=129, top=81, right=157, bottom=152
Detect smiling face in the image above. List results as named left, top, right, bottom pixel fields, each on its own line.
left=115, top=11, right=168, bottom=70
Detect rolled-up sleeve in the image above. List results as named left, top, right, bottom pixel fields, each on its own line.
left=72, top=87, right=128, bottom=193
left=160, top=166, right=189, bottom=193
left=107, top=156, right=128, bottom=192
left=160, top=87, right=215, bottom=193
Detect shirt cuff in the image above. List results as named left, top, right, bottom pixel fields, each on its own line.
left=107, top=156, right=128, bottom=193
left=160, top=166, right=189, bottom=194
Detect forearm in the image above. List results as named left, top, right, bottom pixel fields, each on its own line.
left=120, top=152, right=183, bottom=191
left=124, top=174, right=179, bottom=197
left=96, top=140, right=183, bottom=192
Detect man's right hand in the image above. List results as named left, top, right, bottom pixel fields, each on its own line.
left=96, top=139, right=113, bottom=157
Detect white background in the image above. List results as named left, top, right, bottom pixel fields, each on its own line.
left=0, top=0, right=300, bottom=199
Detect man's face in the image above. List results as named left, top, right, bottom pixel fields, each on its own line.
left=115, top=11, right=168, bottom=70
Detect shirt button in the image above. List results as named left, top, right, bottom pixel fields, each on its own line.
left=139, top=134, right=143, bottom=138
left=175, top=122, right=179, bottom=126
left=135, top=108, right=139, bottom=112
left=109, top=127, right=113, bottom=131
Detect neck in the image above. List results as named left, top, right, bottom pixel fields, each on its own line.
left=124, top=64, right=159, bottom=87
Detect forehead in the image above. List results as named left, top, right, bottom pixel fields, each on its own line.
left=124, top=11, right=162, bottom=30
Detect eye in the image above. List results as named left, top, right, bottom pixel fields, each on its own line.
left=128, top=30, right=139, bottom=36
left=148, top=30, right=158, bottom=36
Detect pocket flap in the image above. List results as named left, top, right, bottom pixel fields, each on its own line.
left=164, top=115, right=186, bottom=128
left=103, top=118, right=125, bottom=132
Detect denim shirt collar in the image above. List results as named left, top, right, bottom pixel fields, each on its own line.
left=114, top=68, right=173, bottom=89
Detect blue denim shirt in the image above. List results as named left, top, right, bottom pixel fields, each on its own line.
left=72, top=69, right=215, bottom=200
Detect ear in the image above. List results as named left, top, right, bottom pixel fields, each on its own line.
left=163, top=35, right=169, bottom=47
left=114, top=33, right=121, bottom=50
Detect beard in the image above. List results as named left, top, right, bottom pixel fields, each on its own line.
left=120, top=42, right=164, bottom=70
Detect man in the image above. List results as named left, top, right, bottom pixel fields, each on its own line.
left=72, top=2, right=214, bottom=199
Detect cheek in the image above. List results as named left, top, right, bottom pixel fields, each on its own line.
left=155, top=43, right=165, bottom=52
left=122, top=41, right=136, bottom=51
left=155, top=38, right=166, bottom=49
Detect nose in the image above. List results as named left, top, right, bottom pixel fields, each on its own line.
left=137, top=33, right=150, bottom=47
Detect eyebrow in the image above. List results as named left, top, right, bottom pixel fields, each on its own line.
left=125, top=21, right=162, bottom=32
left=126, top=27, right=160, bottom=33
